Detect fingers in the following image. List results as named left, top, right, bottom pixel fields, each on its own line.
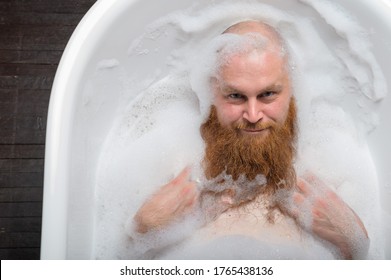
left=134, top=167, right=199, bottom=233
left=293, top=173, right=368, bottom=259
left=302, top=171, right=330, bottom=191
left=302, top=171, right=317, bottom=183
left=170, top=167, right=191, bottom=186
left=296, top=173, right=331, bottom=198
left=160, top=167, right=193, bottom=195
left=296, top=178, right=311, bottom=195
left=285, top=191, right=305, bottom=220
left=293, top=191, right=305, bottom=204
left=180, top=181, right=198, bottom=207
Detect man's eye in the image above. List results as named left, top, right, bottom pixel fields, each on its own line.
left=228, top=93, right=244, bottom=99
left=260, top=91, right=276, bottom=98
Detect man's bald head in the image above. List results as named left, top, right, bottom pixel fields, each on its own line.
left=224, top=20, right=279, bottom=37
left=222, top=20, right=288, bottom=59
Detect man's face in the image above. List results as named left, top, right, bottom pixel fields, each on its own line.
left=212, top=49, right=292, bottom=140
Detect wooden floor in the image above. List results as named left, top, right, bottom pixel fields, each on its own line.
left=0, top=0, right=97, bottom=260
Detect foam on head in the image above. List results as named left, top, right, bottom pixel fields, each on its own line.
left=222, top=20, right=288, bottom=58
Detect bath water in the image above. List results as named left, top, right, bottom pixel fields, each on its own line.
left=91, top=0, right=387, bottom=259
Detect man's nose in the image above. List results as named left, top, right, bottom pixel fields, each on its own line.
left=243, top=99, right=263, bottom=123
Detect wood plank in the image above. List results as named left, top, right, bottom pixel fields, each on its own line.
left=0, top=0, right=97, bottom=14
left=0, top=116, right=47, bottom=144
left=0, top=76, right=17, bottom=89
left=0, top=202, right=42, bottom=217
left=0, top=36, right=22, bottom=51
left=0, top=12, right=84, bottom=26
left=0, top=172, right=44, bottom=187
left=0, top=145, right=45, bottom=159
left=17, top=89, right=50, bottom=115
left=0, top=50, right=63, bottom=64
left=0, top=104, right=16, bottom=115
left=0, top=134, right=46, bottom=146
left=0, top=116, right=15, bottom=144
left=0, top=104, right=15, bottom=115
left=0, top=232, right=41, bottom=248
left=21, top=26, right=74, bottom=51
left=0, top=75, right=54, bottom=90
left=0, top=89, right=17, bottom=115
left=0, top=89, right=17, bottom=101
left=0, top=187, right=43, bottom=202
left=17, top=75, right=54, bottom=90
left=0, top=159, right=44, bottom=173
left=0, top=248, right=40, bottom=260
left=0, top=25, right=76, bottom=51
left=15, top=116, right=47, bottom=144
left=0, top=63, right=58, bottom=76
left=0, top=217, right=42, bottom=232
left=0, top=89, right=17, bottom=103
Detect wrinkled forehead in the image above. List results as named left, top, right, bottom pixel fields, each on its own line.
left=215, top=52, right=289, bottom=89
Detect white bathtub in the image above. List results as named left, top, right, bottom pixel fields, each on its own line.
left=41, top=0, right=391, bottom=259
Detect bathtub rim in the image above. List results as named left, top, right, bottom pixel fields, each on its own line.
left=40, top=0, right=142, bottom=260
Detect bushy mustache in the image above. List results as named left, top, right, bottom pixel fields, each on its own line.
left=234, top=119, right=274, bottom=131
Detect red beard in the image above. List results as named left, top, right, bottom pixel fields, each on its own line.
left=200, top=98, right=297, bottom=196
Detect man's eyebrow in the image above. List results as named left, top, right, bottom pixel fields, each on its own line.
left=221, top=85, right=242, bottom=93
left=261, top=84, right=283, bottom=92
left=221, top=83, right=283, bottom=93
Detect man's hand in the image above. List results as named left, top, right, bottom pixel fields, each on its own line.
left=289, top=174, right=369, bottom=259
left=133, top=167, right=198, bottom=234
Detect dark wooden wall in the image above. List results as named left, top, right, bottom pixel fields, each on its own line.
left=0, top=0, right=97, bottom=260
